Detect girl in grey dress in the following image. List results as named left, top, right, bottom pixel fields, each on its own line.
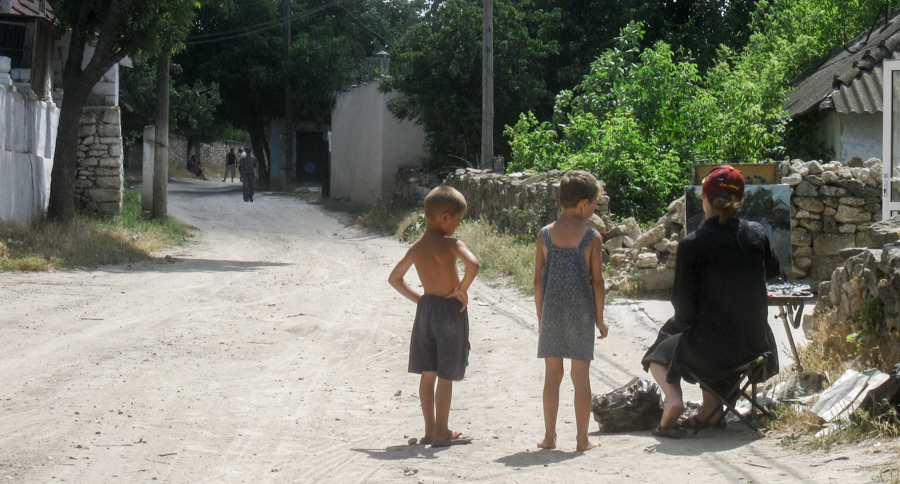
left=537, top=226, right=598, bottom=360
left=533, top=170, right=608, bottom=452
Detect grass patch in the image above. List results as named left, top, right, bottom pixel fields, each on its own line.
left=356, top=194, right=417, bottom=235
left=455, top=220, right=536, bottom=295
left=0, top=189, right=191, bottom=272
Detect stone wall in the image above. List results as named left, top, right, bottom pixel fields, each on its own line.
left=781, top=158, right=883, bottom=281
left=124, top=133, right=245, bottom=172
left=443, top=168, right=611, bottom=234
left=399, top=159, right=885, bottom=293
left=0, top=56, right=59, bottom=226
left=74, top=107, right=124, bottom=215
left=810, top=216, right=900, bottom=371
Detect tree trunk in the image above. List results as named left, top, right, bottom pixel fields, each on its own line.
left=248, top=121, right=269, bottom=187
left=151, top=56, right=169, bottom=219
left=46, top=93, right=87, bottom=222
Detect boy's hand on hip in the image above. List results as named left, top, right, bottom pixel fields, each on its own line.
left=446, top=288, right=468, bottom=312
left=596, top=319, right=609, bottom=339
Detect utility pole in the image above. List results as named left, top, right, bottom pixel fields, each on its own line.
left=282, top=0, right=295, bottom=188
left=481, top=0, right=494, bottom=170
left=152, top=55, right=169, bottom=219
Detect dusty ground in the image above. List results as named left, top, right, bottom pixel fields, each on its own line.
left=1, top=178, right=896, bottom=483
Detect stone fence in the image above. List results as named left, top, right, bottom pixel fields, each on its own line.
left=398, top=158, right=886, bottom=292
left=124, top=133, right=245, bottom=172
left=810, top=216, right=900, bottom=371
left=782, top=158, right=883, bottom=281
left=75, top=107, right=124, bottom=215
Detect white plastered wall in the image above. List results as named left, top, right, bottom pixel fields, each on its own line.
left=330, top=81, right=425, bottom=205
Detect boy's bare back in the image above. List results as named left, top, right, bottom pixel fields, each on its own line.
left=389, top=211, right=479, bottom=309
left=410, top=232, right=467, bottom=297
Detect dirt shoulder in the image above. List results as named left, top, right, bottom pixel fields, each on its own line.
left=0, top=178, right=894, bottom=483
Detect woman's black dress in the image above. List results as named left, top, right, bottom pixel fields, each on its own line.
left=642, top=216, right=780, bottom=397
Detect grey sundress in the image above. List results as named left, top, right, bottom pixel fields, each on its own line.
left=537, top=225, right=597, bottom=360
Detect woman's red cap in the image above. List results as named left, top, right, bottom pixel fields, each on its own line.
left=702, top=165, right=745, bottom=201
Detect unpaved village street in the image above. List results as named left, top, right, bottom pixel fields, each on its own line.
left=1, top=178, right=895, bottom=483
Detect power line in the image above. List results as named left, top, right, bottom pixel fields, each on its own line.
left=185, top=1, right=344, bottom=46
left=338, top=3, right=389, bottom=46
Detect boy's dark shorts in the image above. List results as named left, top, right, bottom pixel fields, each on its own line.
left=409, top=295, right=470, bottom=381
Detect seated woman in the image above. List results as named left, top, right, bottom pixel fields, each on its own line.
left=642, top=165, right=780, bottom=438
left=187, top=155, right=208, bottom=180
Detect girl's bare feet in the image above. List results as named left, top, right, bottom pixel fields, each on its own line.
left=576, top=439, right=600, bottom=451
left=537, top=432, right=557, bottom=449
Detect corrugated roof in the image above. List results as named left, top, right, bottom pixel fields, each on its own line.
left=2, top=0, right=54, bottom=20
left=786, top=9, right=900, bottom=117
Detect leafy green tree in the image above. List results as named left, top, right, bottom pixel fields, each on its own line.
left=383, top=0, right=558, bottom=170
left=506, top=22, right=704, bottom=220
left=120, top=61, right=222, bottom=147
left=48, top=0, right=200, bottom=223
left=176, top=0, right=417, bottom=183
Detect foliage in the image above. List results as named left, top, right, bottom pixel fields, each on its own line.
left=506, top=1, right=900, bottom=221
left=120, top=61, right=222, bottom=146
left=175, top=0, right=419, bottom=180
left=847, top=297, right=887, bottom=355
left=48, top=0, right=202, bottom=222
left=382, top=0, right=558, bottom=170
left=355, top=193, right=417, bottom=236
left=506, top=22, right=699, bottom=220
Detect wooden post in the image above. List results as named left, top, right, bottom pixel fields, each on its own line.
left=152, top=56, right=169, bottom=219
left=481, top=0, right=493, bottom=170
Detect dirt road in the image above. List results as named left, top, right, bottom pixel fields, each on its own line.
left=0, top=178, right=893, bottom=483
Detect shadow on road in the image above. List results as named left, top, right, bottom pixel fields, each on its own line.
left=494, top=448, right=580, bottom=467
left=352, top=444, right=441, bottom=461
left=108, top=257, right=290, bottom=273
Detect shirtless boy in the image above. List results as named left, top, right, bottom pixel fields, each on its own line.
left=388, top=186, right=480, bottom=447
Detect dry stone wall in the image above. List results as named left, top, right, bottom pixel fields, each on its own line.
left=809, top=216, right=900, bottom=370
left=74, top=107, right=124, bottom=215
left=442, top=168, right=611, bottom=234
left=782, top=158, right=883, bottom=281
left=398, top=159, right=884, bottom=292
left=125, top=134, right=245, bottom=172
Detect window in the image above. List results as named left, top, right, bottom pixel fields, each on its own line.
left=0, top=20, right=27, bottom=69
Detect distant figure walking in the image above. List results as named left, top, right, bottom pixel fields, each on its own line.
left=223, top=148, right=237, bottom=182
left=239, top=148, right=259, bottom=202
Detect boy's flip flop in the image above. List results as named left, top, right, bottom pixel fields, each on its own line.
left=419, top=437, right=434, bottom=445
left=431, top=431, right=473, bottom=447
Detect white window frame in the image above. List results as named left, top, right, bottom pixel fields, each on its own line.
left=883, top=60, right=900, bottom=219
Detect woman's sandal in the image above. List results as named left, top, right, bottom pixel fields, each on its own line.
left=652, top=423, right=687, bottom=439
left=680, top=415, right=727, bottom=430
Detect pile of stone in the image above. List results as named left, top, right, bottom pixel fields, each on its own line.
left=782, top=158, right=883, bottom=280
left=603, top=197, right=686, bottom=291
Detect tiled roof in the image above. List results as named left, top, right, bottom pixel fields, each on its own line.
left=2, top=0, right=54, bottom=20
left=785, top=9, right=900, bottom=117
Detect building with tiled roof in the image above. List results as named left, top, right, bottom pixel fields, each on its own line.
left=786, top=9, right=900, bottom=164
